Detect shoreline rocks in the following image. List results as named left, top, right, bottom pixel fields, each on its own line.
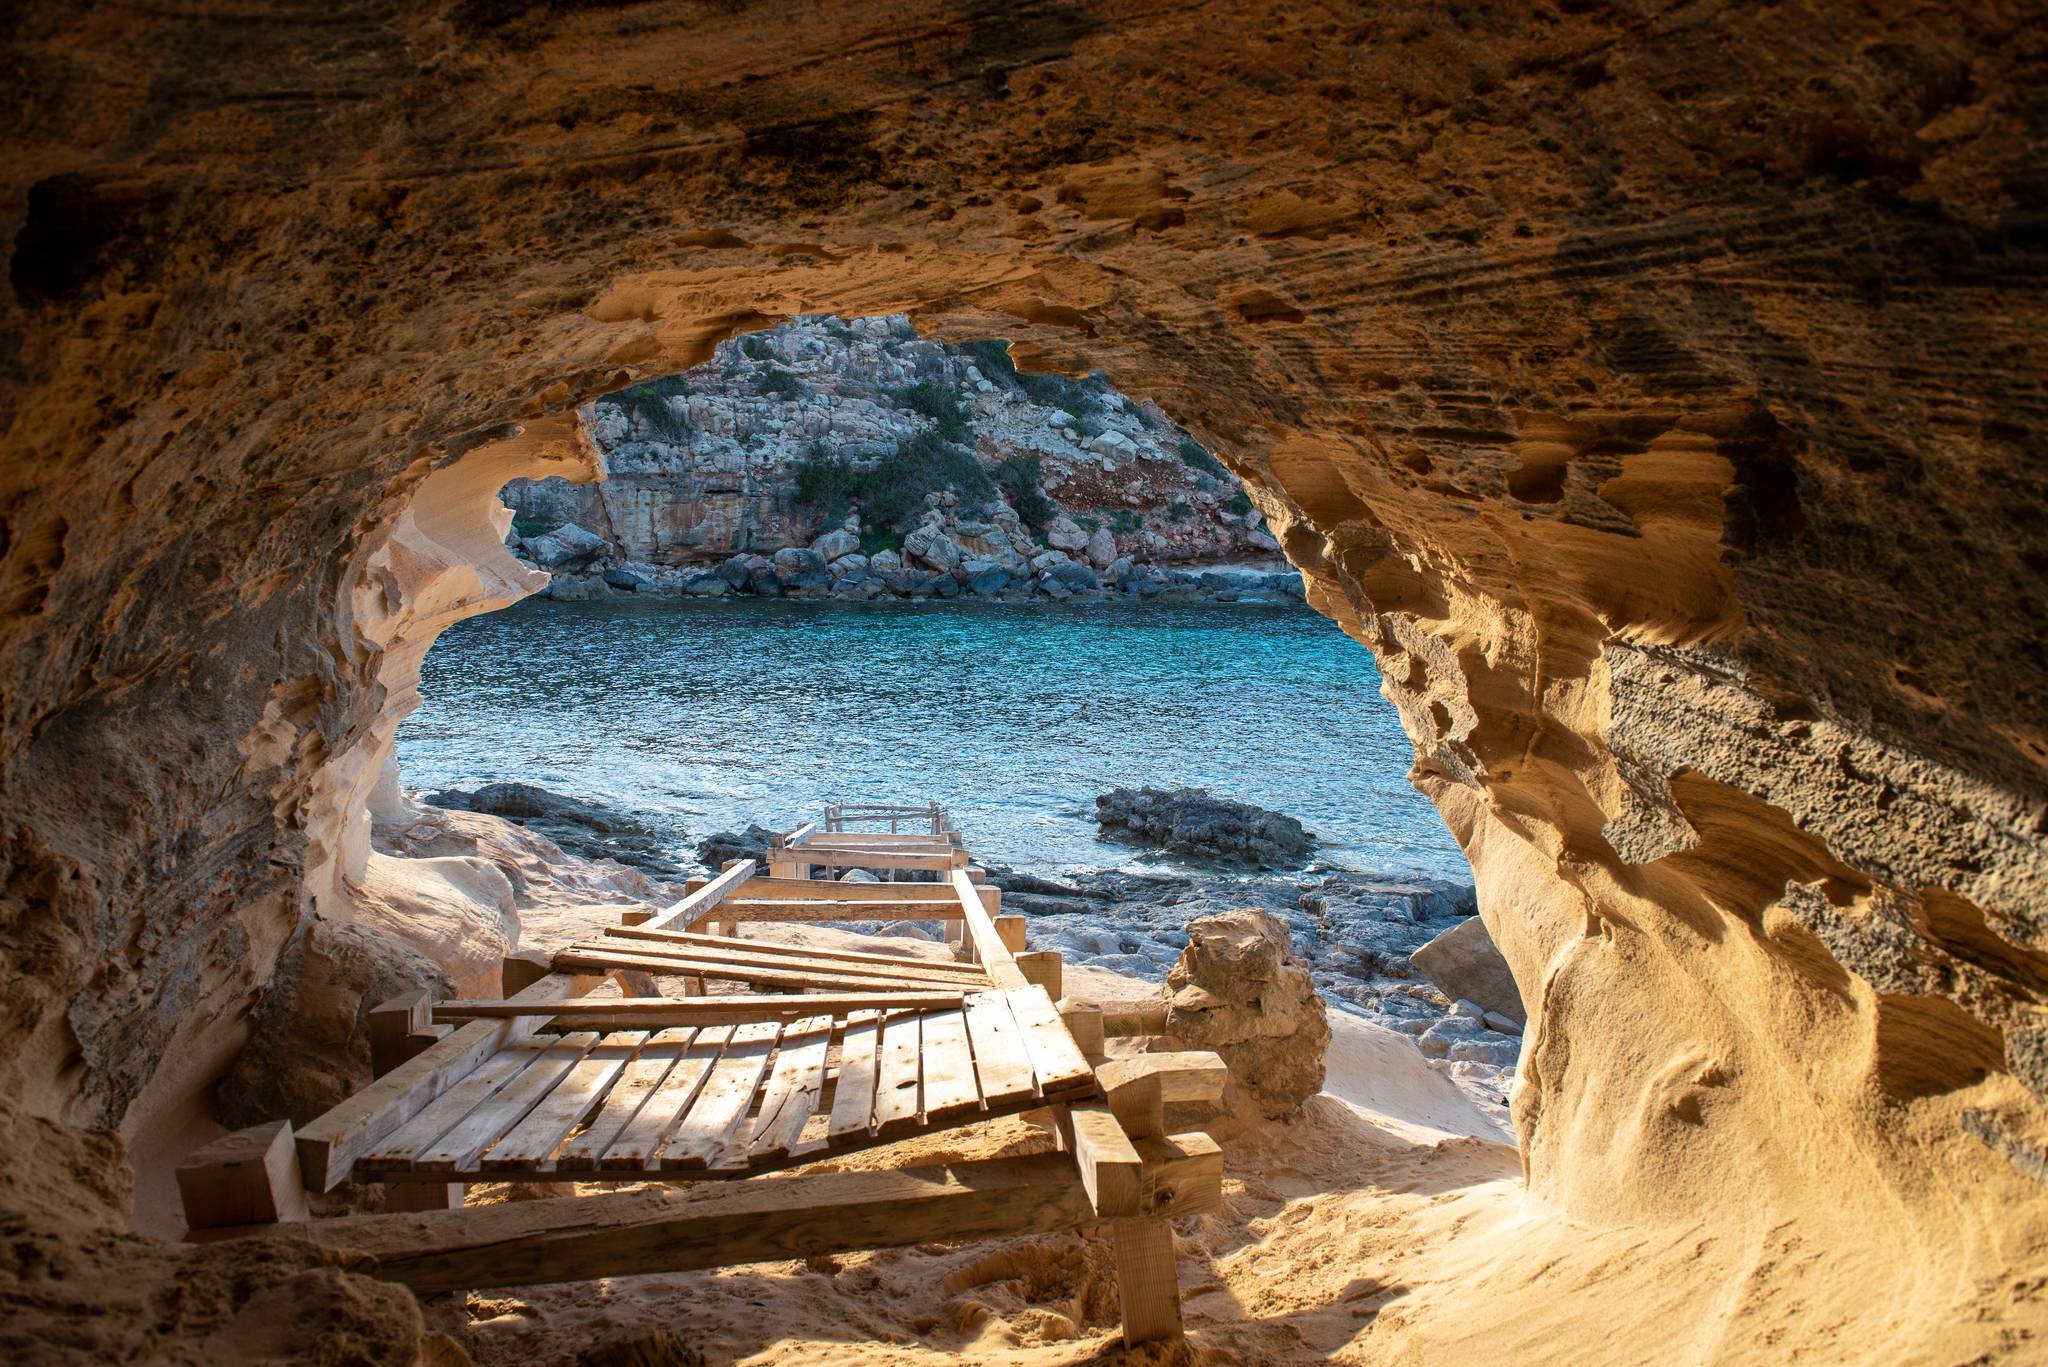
left=1094, top=786, right=1315, bottom=867
left=422, top=782, right=689, bottom=877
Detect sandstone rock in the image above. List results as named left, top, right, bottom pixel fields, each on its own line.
left=771, top=546, right=829, bottom=581
left=1411, top=916, right=1525, bottom=1027
left=520, top=521, right=608, bottom=568
left=1095, top=786, right=1315, bottom=867
left=1162, top=908, right=1331, bottom=1118
left=811, top=527, right=860, bottom=561
left=1045, top=515, right=1089, bottom=552
left=868, top=549, right=902, bottom=573
left=903, top=523, right=962, bottom=571
left=1086, top=525, right=1117, bottom=567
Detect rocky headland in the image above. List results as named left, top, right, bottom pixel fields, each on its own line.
left=506, top=314, right=1302, bottom=606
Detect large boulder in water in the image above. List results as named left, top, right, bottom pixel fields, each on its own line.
left=695, top=823, right=787, bottom=870
left=1162, top=908, right=1331, bottom=1118
left=1095, top=785, right=1314, bottom=867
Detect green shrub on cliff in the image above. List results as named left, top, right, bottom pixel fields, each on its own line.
left=756, top=366, right=804, bottom=401
left=1178, top=439, right=1229, bottom=479
left=994, top=454, right=1054, bottom=531
left=1228, top=489, right=1253, bottom=516
left=794, top=433, right=993, bottom=530
left=888, top=381, right=971, bottom=440
left=620, top=381, right=693, bottom=440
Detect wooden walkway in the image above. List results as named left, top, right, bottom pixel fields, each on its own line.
left=177, top=802, right=1226, bottom=1347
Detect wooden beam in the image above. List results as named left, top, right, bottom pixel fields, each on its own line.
left=368, top=992, right=432, bottom=1078
left=1099, top=999, right=1171, bottom=1038
left=296, top=972, right=593, bottom=1192
left=597, top=925, right=987, bottom=977
left=502, top=952, right=553, bottom=997
left=1097, top=1052, right=1230, bottom=1109
left=1135, top=1132, right=1225, bottom=1218
left=1057, top=998, right=1106, bottom=1059
left=995, top=914, right=1028, bottom=952
left=431, top=991, right=966, bottom=1025
left=1113, top=1218, right=1183, bottom=1345
left=286, top=1154, right=1096, bottom=1297
left=734, top=877, right=960, bottom=901
left=643, top=859, right=756, bottom=933
left=695, top=900, right=968, bottom=925
left=952, top=869, right=1028, bottom=990
left=1017, top=950, right=1063, bottom=1000
left=566, top=938, right=986, bottom=989
left=1058, top=1103, right=1142, bottom=1219
left=549, top=947, right=963, bottom=995
left=178, top=1121, right=309, bottom=1233
left=795, top=848, right=968, bottom=873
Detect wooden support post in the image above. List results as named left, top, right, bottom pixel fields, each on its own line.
left=945, top=920, right=968, bottom=960
left=1058, top=998, right=1106, bottom=1060
left=995, top=914, right=1028, bottom=952
left=502, top=952, right=553, bottom=997
left=386, top=1181, right=465, bottom=1213
left=178, top=1120, right=310, bottom=1234
left=1113, top=1217, right=1184, bottom=1345
left=404, top=1023, right=454, bottom=1065
left=1100, top=1052, right=1229, bottom=1138
left=620, top=907, right=653, bottom=927
left=966, top=865, right=989, bottom=885
left=369, top=991, right=432, bottom=1078
left=1018, top=950, right=1063, bottom=1001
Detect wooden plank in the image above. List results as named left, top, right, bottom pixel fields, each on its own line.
left=568, top=938, right=987, bottom=989
left=641, top=858, right=756, bottom=933
left=1061, top=1103, right=1143, bottom=1219
left=963, top=991, right=1040, bottom=1107
left=706, top=900, right=967, bottom=924
left=433, top=992, right=967, bottom=1026
left=555, top=1028, right=691, bottom=1171
left=483, top=1032, right=648, bottom=1172
left=599, top=925, right=987, bottom=977
left=1113, top=1217, right=1185, bottom=1345
left=1017, top=949, right=1062, bottom=1000
left=1097, top=1052, right=1230, bottom=1108
left=1099, top=1000, right=1171, bottom=1037
left=872, top=1009, right=925, bottom=1137
left=745, top=1015, right=834, bottom=1160
left=177, top=1121, right=308, bottom=1232
left=796, top=848, right=966, bottom=872
left=658, top=1021, right=781, bottom=1170
left=917, top=1006, right=982, bottom=1123
left=368, top=992, right=432, bottom=1078
left=360, top=1043, right=552, bottom=1170
left=1008, top=987, right=1098, bottom=1097
left=733, top=877, right=961, bottom=902
left=776, top=822, right=818, bottom=848
left=1057, top=998, right=1106, bottom=1058
left=1135, top=1132, right=1226, bottom=1218
left=602, top=1027, right=728, bottom=1171
left=995, top=914, right=1028, bottom=952
left=550, top=947, right=960, bottom=995
left=827, top=1010, right=883, bottom=1143
left=415, top=1034, right=598, bottom=1173
left=952, top=869, right=1029, bottom=990
left=297, top=971, right=591, bottom=1191
left=292, top=1153, right=1096, bottom=1298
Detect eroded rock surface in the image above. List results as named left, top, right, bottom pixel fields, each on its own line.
left=1162, top=909, right=1332, bottom=1119
left=1094, top=786, right=1315, bottom=867
left=2, top=0, right=2046, bottom=1358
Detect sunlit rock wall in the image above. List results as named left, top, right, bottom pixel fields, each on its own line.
left=1, top=0, right=2042, bottom=1353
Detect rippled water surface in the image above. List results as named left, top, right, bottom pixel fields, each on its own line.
left=399, top=598, right=1468, bottom=880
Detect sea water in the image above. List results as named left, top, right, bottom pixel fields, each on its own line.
left=398, top=597, right=1467, bottom=880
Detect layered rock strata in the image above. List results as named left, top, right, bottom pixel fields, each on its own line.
left=2, top=0, right=2046, bottom=1358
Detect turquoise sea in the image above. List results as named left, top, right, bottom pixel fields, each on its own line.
left=398, top=598, right=1468, bottom=880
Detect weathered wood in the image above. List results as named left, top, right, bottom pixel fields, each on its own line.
left=1100, top=999, right=1171, bottom=1038
left=735, top=876, right=961, bottom=901
left=483, top=1032, right=647, bottom=1171
left=501, top=952, right=554, bottom=997
left=795, top=848, right=967, bottom=873
left=603, top=1026, right=727, bottom=1170
left=660, top=1021, right=780, bottom=1169
left=746, top=1015, right=833, bottom=1160
left=556, top=1028, right=691, bottom=1171
left=1008, top=987, right=1097, bottom=1096
left=416, top=1033, right=597, bottom=1172
left=599, top=925, right=987, bottom=977
left=963, top=991, right=1039, bottom=1107
left=369, top=992, right=432, bottom=1078
left=292, top=1154, right=1096, bottom=1297
left=951, top=869, right=1029, bottom=990
left=178, top=1121, right=309, bottom=1232
left=432, top=992, right=965, bottom=1024
left=706, top=899, right=967, bottom=923
left=1113, top=1217, right=1184, bottom=1345
left=1017, top=950, right=1063, bottom=1000
left=1056, top=998, right=1106, bottom=1058
left=995, top=914, right=1028, bottom=952
left=1097, top=1052, right=1231, bottom=1107
left=641, top=859, right=756, bottom=933
left=361, top=1043, right=549, bottom=1170
left=385, top=1181, right=464, bottom=1213
left=872, top=1009, right=925, bottom=1136
left=917, top=1006, right=982, bottom=1122
left=297, top=971, right=591, bottom=1191
left=1135, top=1132, right=1226, bottom=1218
left=827, top=1010, right=883, bottom=1143
left=1106, top=1071, right=1165, bottom=1140
left=570, top=937, right=987, bottom=988
left=1059, top=1103, right=1143, bottom=1219
left=551, top=946, right=964, bottom=995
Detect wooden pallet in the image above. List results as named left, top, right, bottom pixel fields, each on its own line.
left=355, top=986, right=1094, bottom=1183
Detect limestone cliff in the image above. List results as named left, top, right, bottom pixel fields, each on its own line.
left=2, top=0, right=2045, bottom=1360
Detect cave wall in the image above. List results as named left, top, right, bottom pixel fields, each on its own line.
left=2, top=0, right=2044, bottom=1352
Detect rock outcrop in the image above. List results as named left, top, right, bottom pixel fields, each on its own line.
left=3, top=1, right=2046, bottom=1359
left=1411, top=916, right=1526, bottom=1028
left=1095, top=786, right=1314, bottom=867
left=1162, top=909, right=1332, bottom=1118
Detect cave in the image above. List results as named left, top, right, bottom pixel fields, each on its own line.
left=2, top=1, right=2044, bottom=1361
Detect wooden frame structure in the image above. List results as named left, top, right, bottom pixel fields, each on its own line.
left=180, top=804, right=1225, bottom=1347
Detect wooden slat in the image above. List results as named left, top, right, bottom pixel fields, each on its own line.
left=598, top=925, right=987, bottom=977
left=434, top=992, right=967, bottom=1026
left=1005, top=986, right=1097, bottom=1096
left=556, top=1028, right=692, bottom=1171
left=567, top=938, right=987, bottom=989
left=795, top=848, right=966, bottom=872
left=297, top=971, right=591, bottom=1191
left=659, top=1021, right=781, bottom=1170
left=705, top=900, right=968, bottom=924
left=827, top=1010, right=884, bottom=1143
left=952, top=869, right=1029, bottom=990
left=483, top=1032, right=647, bottom=1171
left=360, top=1044, right=552, bottom=1170
left=1061, top=1103, right=1144, bottom=1218
left=416, top=1034, right=598, bottom=1172
left=734, top=876, right=962, bottom=901
left=872, top=1009, right=925, bottom=1137
left=746, top=1015, right=834, bottom=1160
left=641, top=859, right=755, bottom=933
left=551, top=947, right=959, bottom=994
left=601, top=1026, right=728, bottom=1170
left=917, top=1007, right=982, bottom=1123
left=963, top=991, right=1040, bottom=1107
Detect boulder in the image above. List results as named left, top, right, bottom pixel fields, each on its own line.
left=964, top=564, right=1011, bottom=595
left=713, top=555, right=752, bottom=588
left=1045, top=515, right=1089, bottom=552
left=868, top=549, right=903, bottom=573
left=772, top=546, right=829, bottom=581
left=811, top=527, right=861, bottom=561
left=1161, top=908, right=1331, bottom=1118
left=904, top=523, right=963, bottom=571
left=1411, top=916, right=1525, bottom=1025
left=520, top=521, right=608, bottom=568
left=682, top=573, right=730, bottom=597
left=1095, top=785, right=1315, bottom=867
left=1086, top=525, right=1118, bottom=567
left=1051, top=561, right=1100, bottom=590
left=695, top=823, right=786, bottom=869
left=601, top=565, right=650, bottom=591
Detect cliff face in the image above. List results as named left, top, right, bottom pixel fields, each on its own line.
left=2, top=0, right=2045, bottom=1357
